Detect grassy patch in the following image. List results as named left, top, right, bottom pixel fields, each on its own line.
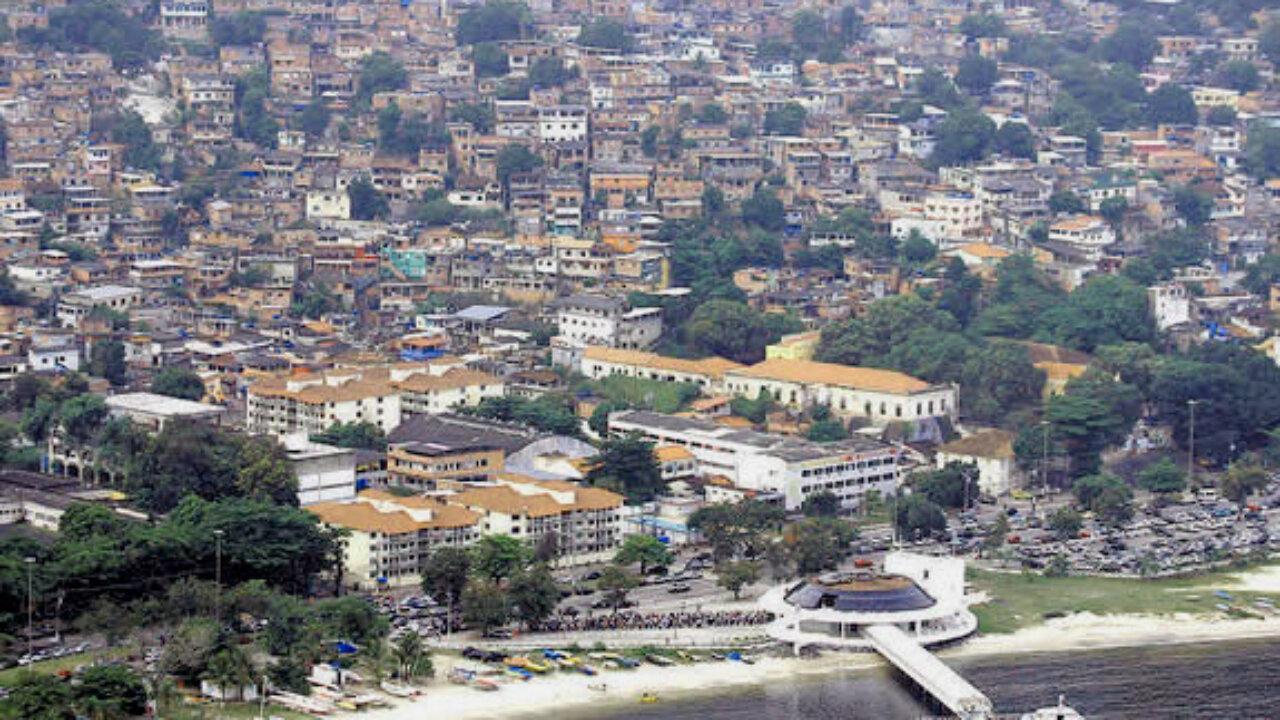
left=593, top=376, right=700, bottom=414
left=968, top=567, right=1280, bottom=635
left=0, top=647, right=130, bottom=686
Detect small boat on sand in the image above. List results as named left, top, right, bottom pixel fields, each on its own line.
left=471, top=678, right=500, bottom=692
left=645, top=654, right=675, bottom=667
left=640, top=693, right=659, bottom=703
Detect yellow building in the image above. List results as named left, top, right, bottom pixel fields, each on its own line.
left=766, top=331, right=820, bottom=360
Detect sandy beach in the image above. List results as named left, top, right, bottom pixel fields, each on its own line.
left=359, top=564, right=1280, bottom=719
left=360, top=614, right=1280, bottom=719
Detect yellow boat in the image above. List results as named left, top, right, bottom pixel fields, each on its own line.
left=524, top=660, right=553, bottom=673
left=640, top=693, right=659, bottom=704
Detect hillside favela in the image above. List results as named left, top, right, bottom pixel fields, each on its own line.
left=9, top=0, right=1280, bottom=718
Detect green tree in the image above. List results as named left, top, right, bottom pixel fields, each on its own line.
left=995, top=121, right=1035, bottom=159
left=1146, top=83, right=1198, bottom=126
left=763, top=103, right=806, bottom=136
left=1047, top=373, right=1141, bottom=476
left=88, top=341, right=126, bottom=385
left=577, top=18, right=634, bottom=52
left=421, top=546, right=471, bottom=611
left=816, top=294, right=959, bottom=366
left=585, top=433, right=663, bottom=502
left=507, top=563, right=559, bottom=628
left=1099, top=22, right=1158, bottom=69
left=310, top=421, right=387, bottom=451
left=800, top=490, right=840, bottom=517
left=1173, top=186, right=1213, bottom=226
left=110, top=110, right=161, bottom=171
left=204, top=639, right=257, bottom=704
left=1220, top=461, right=1267, bottom=504
left=495, top=144, right=543, bottom=185
left=471, top=535, right=531, bottom=581
left=931, top=105, right=996, bottom=167
left=956, top=55, right=997, bottom=95
left=596, top=565, right=637, bottom=611
left=1244, top=125, right=1280, bottom=180
left=1048, top=191, right=1086, bottom=215
left=1206, top=105, right=1238, bottom=126
left=347, top=176, right=388, bottom=220
left=151, top=367, right=206, bottom=401
left=1048, top=507, right=1083, bottom=540
left=456, top=1, right=528, bottom=44
left=614, top=534, right=673, bottom=574
left=959, top=13, right=1006, bottom=39
left=0, top=672, right=74, bottom=720
left=1217, top=60, right=1261, bottom=93
left=450, top=102, right=495, bottom=134
left=390, top=632, right=433, bottom=680
left=210, top=11, right=266, bottom=46
left=895, top=494, right=947, bottom=541
left=1138, top=458, right=1186, bottom=495
left=791, top=10, right=829, bottom=60
left=688, top=500, right=785, bottom=561
left=1099, top=196, right=1128, bottom=228
left=741, top=188, right=786, bottom=231
left=297, top=100, right=331, bottom=138
left=529, top=56, right=572, bottom=87
left=1047, top=275, right=1154, bottom=352
left=74, top=665, right=147, bottom=719
left=684, top=300, right=771, bottom=363
left=806, top=419, right=849, bottom=443
left=234, top=436, right=298, bottom=506
left=789, top=517, right=858, bottom=574
left=715, top=559, right=760, bottom=600
left=357, top=51, right=408, bottom=100
left=472, top=42, right=509, bottom=77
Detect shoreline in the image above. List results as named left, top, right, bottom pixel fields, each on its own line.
left=361, top=610, right=1280, bottom=720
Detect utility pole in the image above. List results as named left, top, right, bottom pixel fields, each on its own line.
left=24, top=556, right=35, bottom=661
left=214, top=529, right=225, bottom=622
left=1041, top=419, right=1051, bottom=498
left=1187, top=400, right=1199, bottom=489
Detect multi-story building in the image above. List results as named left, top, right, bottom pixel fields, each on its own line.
left=56, top=285, right=143, bottom=329
left=554, top=295, right=663, bottom=350
left=246, top=370, right=403, bottom=438
left=450, top=477, right=625, bottom=565
left=609, top=410, right=900, bottom=511
left=308, top=491, right=482, bottom=589
left=396, top=368, right=506, bottom=416
left=578, top=345, right=742, bottom=390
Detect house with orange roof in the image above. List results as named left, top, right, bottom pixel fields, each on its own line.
left=580, top=345, right=744, bottom=391
left=723, top=359, right=958, bottom=427
left=307, top=491, right=481, bottom=589
left=449, top=476, right=625, bottom=565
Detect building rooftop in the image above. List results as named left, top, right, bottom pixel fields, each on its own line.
left=105, top=392, right=224, bottom=419
left=728, top=359, right=933, bottom=395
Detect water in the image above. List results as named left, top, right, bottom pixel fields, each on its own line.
left=598, top=640, right=1280, bottom=719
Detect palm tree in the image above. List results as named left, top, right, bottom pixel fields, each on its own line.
left=361, top=637, right=389, bottom=683
left=390, top=633, right=432, bottom=681
left=144, top=671, right=179, bottom=718
left=204, top=642, right=256, bottom=708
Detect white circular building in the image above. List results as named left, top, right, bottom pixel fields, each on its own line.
left=760, top=552, right=978, bottom=652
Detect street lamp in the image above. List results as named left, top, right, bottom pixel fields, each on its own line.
left=213, top=529, right=225, bottom=622
left=24, top=556, right=35, bottom=661
left=1187, top=400, right=1199, bottom=489
left=1040, top=420, right=1051, bottom=498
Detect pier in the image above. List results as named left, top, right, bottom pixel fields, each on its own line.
left=863, top=623, right=994, bottom=720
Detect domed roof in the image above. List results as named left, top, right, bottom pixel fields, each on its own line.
left=783, top=572, right=936, bottom=613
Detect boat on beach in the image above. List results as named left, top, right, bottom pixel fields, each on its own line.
left=645, top=653, right=675, bottom=666
left=471, top=678, right=500, bottom=692
left=380, top=680, right=422, bottom=697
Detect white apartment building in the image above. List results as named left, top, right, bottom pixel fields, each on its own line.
left=397, top=367, right=506, bottom=415
left=1048, top=215, right=1117, bottom=260
left=609, top=410, right=899, bottom=511
left=722, top=359, right=958, bottom=427
left=450, top=477, right=625, bottom=565
left=246, top=369, right=403, bottom=438
left=538, top=105, right=589, bottom=144
left=308, top=491, right=482, bottom=589
left=554, top=295, right=663, bottom=350
left=284, top=434, right=358, bottom=506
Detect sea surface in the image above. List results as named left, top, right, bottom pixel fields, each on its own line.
left=599, top=639, right=1280, bottom=719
